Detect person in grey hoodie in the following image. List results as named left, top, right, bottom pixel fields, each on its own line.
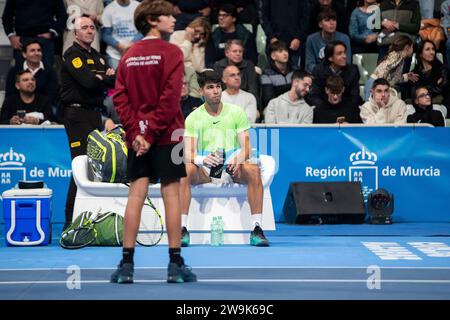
left=264, top=70, right=314, bottom=124
left=360, top=78, right=407, bottom=124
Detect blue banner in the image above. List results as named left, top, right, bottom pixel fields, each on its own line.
left=253, top=126, right=450, bottom=222
left=0, top=127, right=71, bottom=223
left=0, top=126, right=449, bottom=223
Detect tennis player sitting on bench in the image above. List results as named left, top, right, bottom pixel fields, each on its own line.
left=180, top=70, right=269, bottom=247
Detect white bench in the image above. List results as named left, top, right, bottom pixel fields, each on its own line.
left=71, top=155, right=276, bottom=244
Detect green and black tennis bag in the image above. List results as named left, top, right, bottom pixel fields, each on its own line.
left=86, top=126, right=129, bottom=183
left=60, top=211, right=123, bottom=248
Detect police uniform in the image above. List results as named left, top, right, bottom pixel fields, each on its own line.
left=60, top=41, right=115, bottom=227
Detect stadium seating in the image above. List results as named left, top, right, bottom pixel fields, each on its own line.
left=71, top=154, right=277, bottom=244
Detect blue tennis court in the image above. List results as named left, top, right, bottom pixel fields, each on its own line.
left=1, top=222, right=450, bottom=300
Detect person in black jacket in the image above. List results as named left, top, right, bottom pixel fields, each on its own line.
left=307, top=40, right=361, bottom=108
left=5, top=40, right=58, bottom=109
left=313, top=74, right=362, bottom=123
left=0, top=70, right=53, bottom=125
left=407, top=86, right=445, bottom=127
left=260, top=40, right=298, bottom=111
left=259, top=0, right=310, bottom=67
left=2, top=0, right=67, bottom=68
left=408, top=40, right=448, bottom=108
left=210, top=0, right=258, bottom=28
left=60, top=16, right=116, bottom=229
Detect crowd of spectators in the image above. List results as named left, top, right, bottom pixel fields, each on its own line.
left=1, top=0, right=449, bottom=128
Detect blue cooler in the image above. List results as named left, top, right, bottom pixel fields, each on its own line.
left=2, top=188, right=52, bottom=246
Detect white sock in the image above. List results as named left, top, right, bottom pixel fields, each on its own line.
left=251, top=214, right=263, bottom=228
left=181, top=214, right=188, bottom=228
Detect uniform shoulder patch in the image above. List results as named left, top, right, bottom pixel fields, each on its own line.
left=72, top=57, right=83, bottom=69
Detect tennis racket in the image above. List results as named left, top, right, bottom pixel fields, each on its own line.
left=59, top=211, right=100, bottom=249
left=123, top=183, right=164, bottom=246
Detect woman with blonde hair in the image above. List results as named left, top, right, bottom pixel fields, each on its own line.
left=170, top=16, right=212, bottom=73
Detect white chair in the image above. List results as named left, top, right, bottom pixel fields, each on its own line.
left=71, top=155, right=277, bottom=244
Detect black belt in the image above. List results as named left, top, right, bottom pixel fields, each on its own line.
left=66, top=103, right=103, bottom=112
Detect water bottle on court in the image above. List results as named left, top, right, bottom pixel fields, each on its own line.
left=210, top=216, right=219, bottom=246
left=217, top=216, right=224, bottom=245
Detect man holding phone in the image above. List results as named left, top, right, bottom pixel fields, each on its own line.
left=0, top=70, right=52, bottom=125
left=180, top=70, right=269, bottom=247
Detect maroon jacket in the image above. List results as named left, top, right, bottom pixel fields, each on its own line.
left=114, top=38, right=185, bottom=148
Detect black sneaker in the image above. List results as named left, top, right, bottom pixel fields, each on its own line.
left=110, top=260, right=134, bottom=284
left=167, top=262, right=197, bottom=283
left=181, top=227, right=190, bottom=247
left=250, top=225, right=270, bottom=247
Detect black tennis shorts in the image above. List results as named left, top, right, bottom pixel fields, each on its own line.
left=127, top=143, right=186, bottom=183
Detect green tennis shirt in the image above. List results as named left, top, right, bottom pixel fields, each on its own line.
left=184, top=102, right=250, bottom=155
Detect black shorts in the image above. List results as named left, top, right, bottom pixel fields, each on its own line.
left=127, top=143, right=186, bottom=183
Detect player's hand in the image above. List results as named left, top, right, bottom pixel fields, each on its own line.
left=133, top=135, right=150, bottom=157
left=203, top=152, right=222, bottom=167
left=185, top=26, right=195, bottom=42
left=226, top=157, right=240, bottom=177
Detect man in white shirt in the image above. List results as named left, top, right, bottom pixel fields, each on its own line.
left=101, top=0, right=142, bottom=69
left=221, top=65, right=258, bottom=123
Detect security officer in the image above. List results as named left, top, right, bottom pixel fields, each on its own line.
left=60, top=15, right=116, bottom=229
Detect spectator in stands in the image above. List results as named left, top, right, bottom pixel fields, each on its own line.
left=308, top=40, right=361, bottom=110
left=169, top=0, right=211, bottom=31
left=305, top=8, right=352, bottom=73
left=2, top=0, right=67, bottom=68
left=313, top=75, right=362, bottom=123
left=180, top=76, right=203, bottom=119
left=213, top=39, right=259, bottom=104
left=360, top=78, right=407, bottom=124
left=442, top=0, right=450, bottom=71
left=364, top=35, right=414, bottom=101
left=259, top=0, right=310, bottom=67
left=264, top=70, right=314, bottom=124
left=5, top=40, right=58, bottom=106
left=222, top=65, right=258, bottom=123
left=170, top=16, right=212, bottom=73
left=260, top=40, right=298, bottom=112
left=308, top=0, right=349, bottom=35
left=408, top=40, right=448, bottom=106
left=378, top=0, right=420, bottom=60
left=210, top=1, right=258, bottom=28
left=63, top=0, right=104, bottom=54
left=205, top=3, right=257, bottom=67
left=101, top=0, right=142, bottom=70
left=1, top=70, right=53, bottom=125
left=181, top=70, right=270, bottom=247
left=349, top=0, right=380, bottom=53
left=407, top=86, right=445, bottom=126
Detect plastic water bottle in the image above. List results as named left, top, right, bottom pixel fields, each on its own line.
left=217, top=216, right=224, bottom=245
left=210, top=216, right=219, bottom=246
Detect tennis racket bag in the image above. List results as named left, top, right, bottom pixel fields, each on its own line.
left=87, top=126, right=129, bottom=183
left=60, top=211, right=123, bottom=248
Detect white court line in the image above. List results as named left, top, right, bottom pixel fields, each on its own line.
left=1, top=279, right=450, bottom=285
left=1, top=266, right=450, bottom=271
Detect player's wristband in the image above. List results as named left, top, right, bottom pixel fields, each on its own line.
left=194, top=155, right=205, bottom=166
